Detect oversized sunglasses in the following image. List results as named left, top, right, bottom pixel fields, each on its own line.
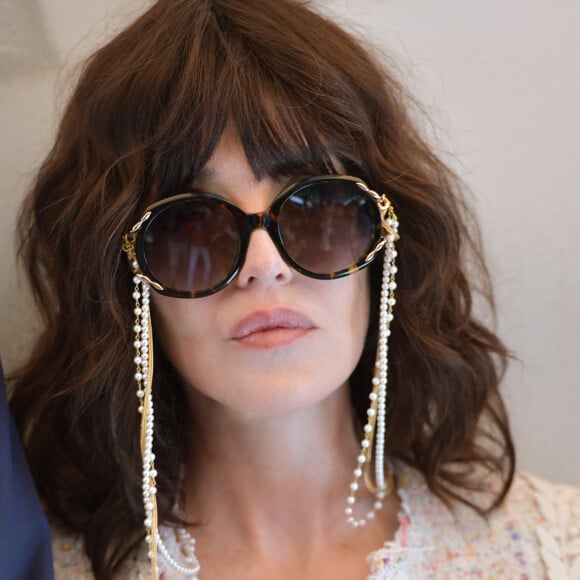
left=122, top=175, right=399, bottom=298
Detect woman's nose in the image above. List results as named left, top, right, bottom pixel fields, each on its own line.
left=235, top=229, right=293, bottom=290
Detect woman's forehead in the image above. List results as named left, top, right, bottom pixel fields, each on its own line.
left=190, top=123, right=340, bottom=190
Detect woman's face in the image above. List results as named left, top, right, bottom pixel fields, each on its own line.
left=151, top=129, right=371, bottom=419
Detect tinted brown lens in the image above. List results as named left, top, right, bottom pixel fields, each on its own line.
left=278, top=181, right=375, bottom=274
left=143, top=199, right=239, bottom=292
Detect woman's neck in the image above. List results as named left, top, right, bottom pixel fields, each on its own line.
left=182, top=383, right=365, bottom=545
left=179, top=382, right=402, bottom=579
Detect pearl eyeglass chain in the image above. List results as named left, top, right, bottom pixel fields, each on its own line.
left=345, top=209, right=398, bottom=528
left=132, top=270, right=200, bottom=579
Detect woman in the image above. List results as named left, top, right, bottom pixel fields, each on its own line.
left=9, top=0, right=579, bottom=578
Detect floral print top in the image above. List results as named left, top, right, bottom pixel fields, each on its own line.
left=52, top=469, right=580, bottom=579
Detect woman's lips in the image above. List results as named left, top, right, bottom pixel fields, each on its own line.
left=229, top=308, right=316, bottom=349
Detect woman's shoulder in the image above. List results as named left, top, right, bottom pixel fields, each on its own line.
left=368, top=468, right=580, bottom=579
left=503, top=472, right=580, bottom=577
left=508, top=471, right=580, bottom=515
left=455, top=471, right=580, bottom=578
left=51, top=523, right=190, bottom=579
left=51, top=525, right=93, bottom=579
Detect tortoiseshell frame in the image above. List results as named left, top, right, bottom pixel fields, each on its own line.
left=122, top=175, right=399, bottom=298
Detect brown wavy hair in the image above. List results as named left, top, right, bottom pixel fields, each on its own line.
left=9, top=0, right=514, bottom=577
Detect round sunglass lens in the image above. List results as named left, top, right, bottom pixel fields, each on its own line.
left=142, top=198, right=240, bottom=293
left=278, top=180, right=376, bottom=275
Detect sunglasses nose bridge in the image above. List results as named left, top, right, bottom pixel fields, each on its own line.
left=248, top=210, right=274, bottom=232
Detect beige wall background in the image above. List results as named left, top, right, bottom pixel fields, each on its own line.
left=1, top=0, right=578, bottom=485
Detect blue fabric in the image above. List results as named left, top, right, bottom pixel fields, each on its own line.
left=0, top=360, right=54, bottom=579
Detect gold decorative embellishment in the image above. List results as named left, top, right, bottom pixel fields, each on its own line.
left=131, top=210, right=152, bottom=233
left=122, top=231, right=164, bottom=291
left=121, top=232, right=137, bottom=263
left=356, top=181, right=400, bottom=241
left=377, top=196, right=400, bottom=241
left=358, top=182, right=399, bottom=264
